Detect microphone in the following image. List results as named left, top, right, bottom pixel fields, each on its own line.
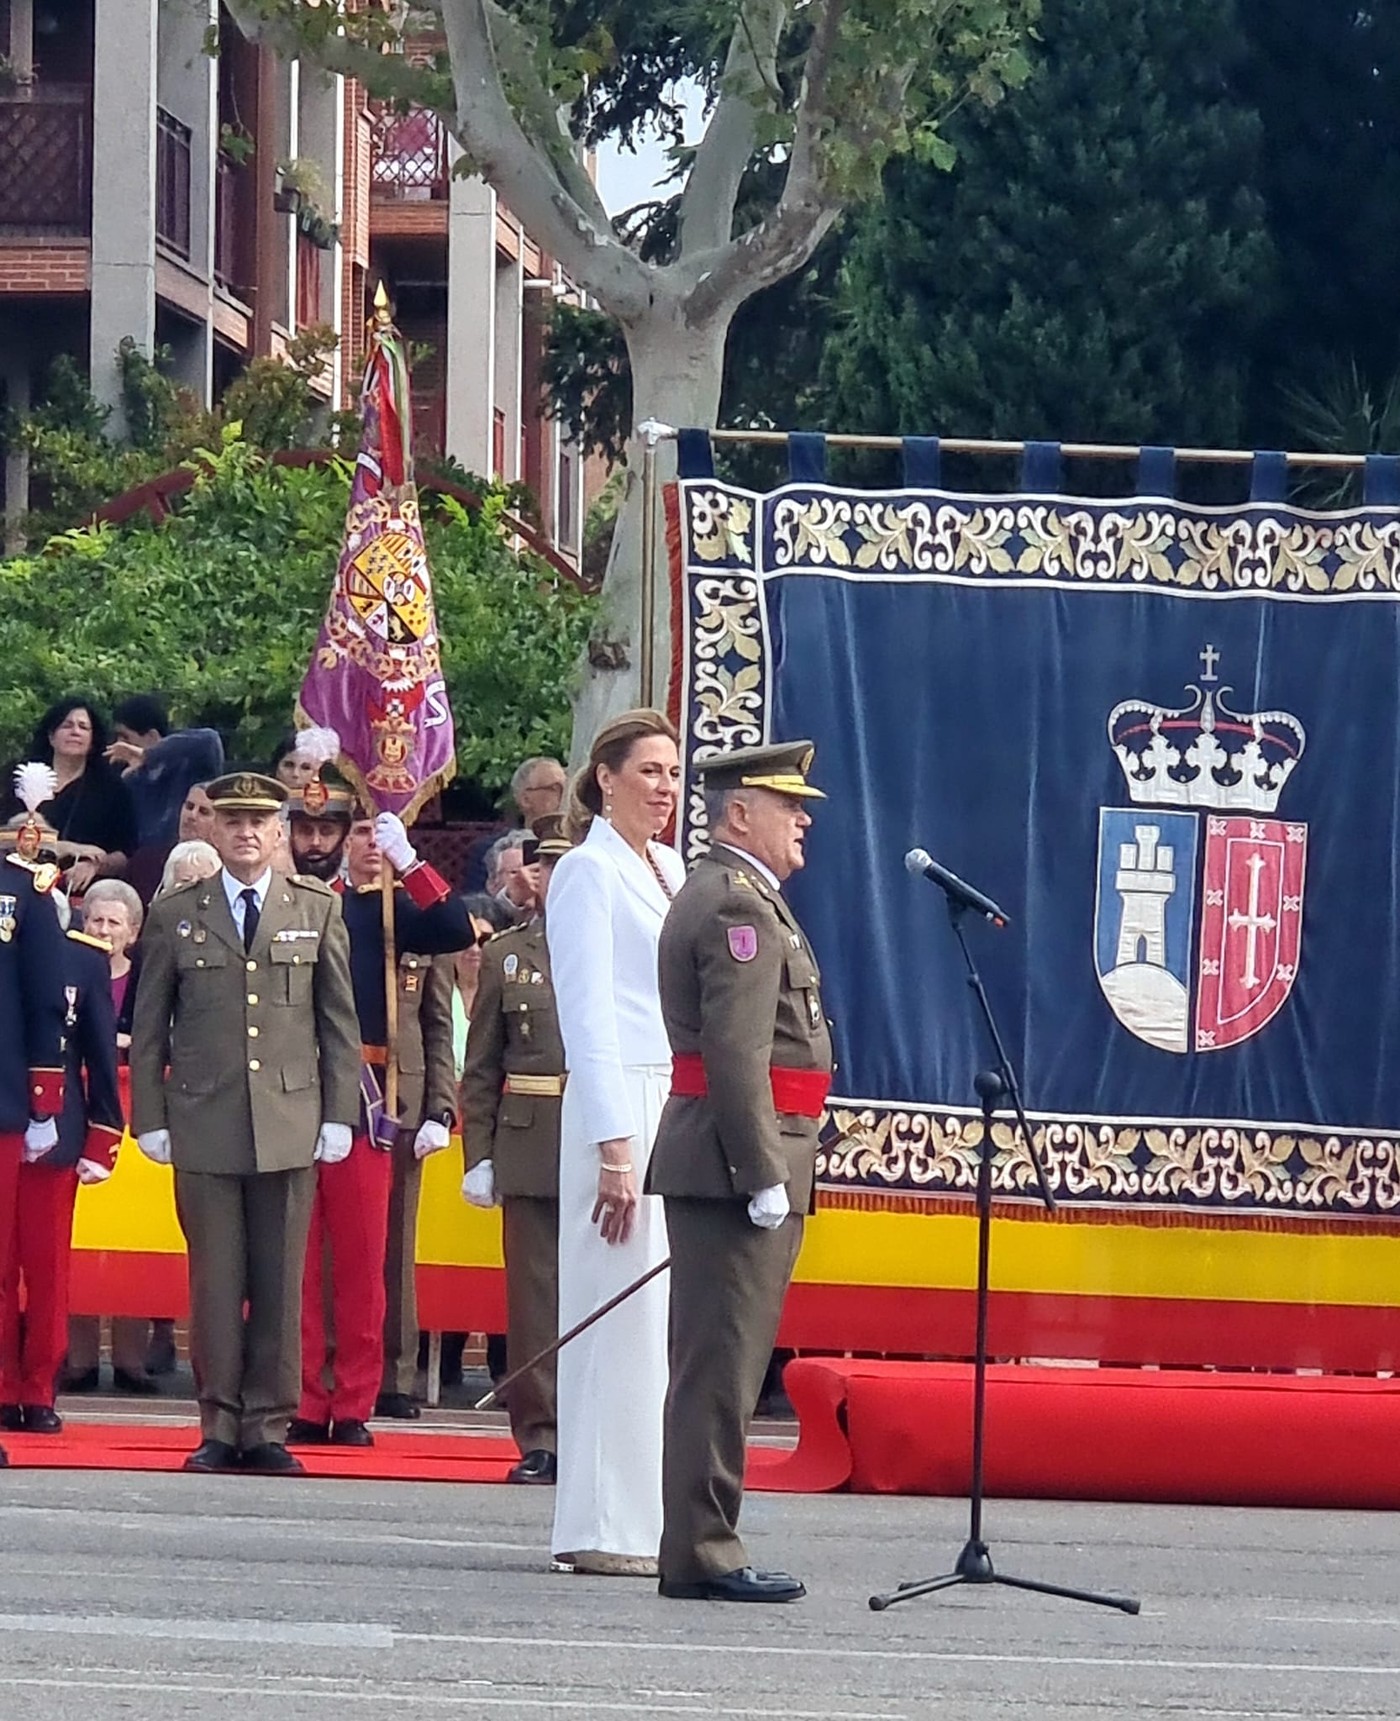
left=904, top=848, right=1011, bottom=928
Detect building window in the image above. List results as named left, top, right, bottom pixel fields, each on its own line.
left=296, top=233, right=322, bottom=329
left=156, top=107, right=192, bottom=259
left=558, top=447, right=576, bottom=547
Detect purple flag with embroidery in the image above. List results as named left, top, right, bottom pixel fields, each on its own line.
left=297, top=305, right=455, bottom=822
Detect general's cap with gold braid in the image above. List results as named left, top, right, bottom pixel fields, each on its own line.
left=693, top=740, right=826, bottom=800
left=206, top=772, right=288, bottom=813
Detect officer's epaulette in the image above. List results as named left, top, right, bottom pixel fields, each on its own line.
left=725, top=865, right=773, bottom=902
left=6, top=853, right=59, bottom=893
left=158, top=876, right=202, bottom=898
left=67, top=928, right=112, bottom=952
left=292, top=873, right=336, bottom=894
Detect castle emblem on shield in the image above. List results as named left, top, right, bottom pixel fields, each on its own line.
left=1094, top=654, right=1307, bottom=1054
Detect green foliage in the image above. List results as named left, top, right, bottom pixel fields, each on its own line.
left=0, top=440, right=595, bottom=797
left=816, top=0, right=1274, bottom=452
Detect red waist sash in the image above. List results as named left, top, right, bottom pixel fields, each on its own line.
left=670, top=1052, right=829, bottom=1118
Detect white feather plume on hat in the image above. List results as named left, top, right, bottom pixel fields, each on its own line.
left=13, top=761, right=57, bottom=815
left=293, top=726, right=342, bottom=767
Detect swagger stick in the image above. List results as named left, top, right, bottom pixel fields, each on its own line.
left=474, top=1116, right=873, bottom=1411
left=474, top=1258, right=671, bottom=1410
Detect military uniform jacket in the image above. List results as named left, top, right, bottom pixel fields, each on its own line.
left=0, top=855, right=68, bottom=1131
left=129, top=870, right=361, bottom=1174
left=339, top=885, right=465, bottom=1129
left=459, top=919, right=562, bottom=1199
left=647, top=844, right=833, bottom=1208
left=51, top=931, right=124, bottom=1171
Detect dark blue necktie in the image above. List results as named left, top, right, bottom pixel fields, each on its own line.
left=240, top=887, right=260, bottom=953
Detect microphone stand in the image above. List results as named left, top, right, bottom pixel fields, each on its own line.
left=868, top=897, right=1139, bottom=1617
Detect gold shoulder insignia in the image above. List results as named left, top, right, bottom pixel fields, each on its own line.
left=67, top=928, right=112, bottom=952
left=291, top=873, right=334, bottom=894
left=6, top=854, right=61, bottom=894
left=730, top=869, right=754, bottom=890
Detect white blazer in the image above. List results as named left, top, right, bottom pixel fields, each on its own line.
left=546, top=816, right=686, bottom=1146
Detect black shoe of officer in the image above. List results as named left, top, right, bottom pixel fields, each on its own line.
left=330, top=1419, right=374, bottom=1447
left=373, top=1392, right=421, bottom=1420
left=0, top=1404, right=20, bottom=1432
left=507, top=1449, right=557, bottom=1485
left=22, top=1405, right=62, bottom=1433
left=112, top=1367, right=159, bottom=1396
left=183, top=1438, right=240, bottom=1473
left=62, top=1367, right=100, bottom=1393
left=239, top=1442, right=305, bottom=1475
left=286, top=1417, right=331, bottom=1446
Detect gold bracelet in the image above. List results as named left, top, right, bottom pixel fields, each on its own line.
left=600, top=1162, right=633, bottom=1174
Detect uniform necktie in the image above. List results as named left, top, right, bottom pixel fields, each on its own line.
left=240, top=887, right=260, bottom=952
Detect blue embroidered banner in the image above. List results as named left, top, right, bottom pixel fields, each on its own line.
left=672, top=469, right=1400, bottom=1222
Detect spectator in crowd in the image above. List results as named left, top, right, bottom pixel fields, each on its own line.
left=271, top=735, right=321, bottom=793
left=0, top=888, right=123, bottom=1434
left=105, top=696, right=224, bottom=851
left=459, top=757, right=567, bottom=892
left=179, top=783, right=216, bottom=842
left=11, top=699, right=137, bottom=895
left=157, top=840, right=221, bottom=897
left=64, top=879, right=153, bottom=1395
left=546, top=709, right=684, bottom=1577
left=486, top=831, right=534, bottom=922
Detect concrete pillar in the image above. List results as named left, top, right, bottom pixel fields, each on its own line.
left=445, top=169, right=496, bottom=476
left=89, top=0, right=158, bottom=432
left=156, top=0, right=217, bottom=404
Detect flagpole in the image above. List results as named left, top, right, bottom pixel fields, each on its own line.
left=381, top=864, right=399, bottom=1120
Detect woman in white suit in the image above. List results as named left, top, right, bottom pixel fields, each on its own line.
left=545, top=708, right=685, bottom=1575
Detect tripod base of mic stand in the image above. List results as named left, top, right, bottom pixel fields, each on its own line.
left=869, top=1537, right=1139, bottom=1614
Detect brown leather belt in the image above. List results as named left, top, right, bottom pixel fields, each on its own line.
left=503, top=1073, right=566, bottom=1097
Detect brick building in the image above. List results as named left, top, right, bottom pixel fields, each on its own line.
left=0, top=1, right=585, bottom=564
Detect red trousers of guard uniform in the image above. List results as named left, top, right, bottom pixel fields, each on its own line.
left=298, top=1134, right=394, bottom=1425
left=0, top=1159, right=79, bottom=1407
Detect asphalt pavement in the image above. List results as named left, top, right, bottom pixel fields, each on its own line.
left=1, top=1461, right=1397, bottom=1719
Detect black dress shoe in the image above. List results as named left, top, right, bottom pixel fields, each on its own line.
left=0, top=1442, right=7, bottom=1467
left=658, top=1566, right=806, bottom=1603
left=373, top=1392, right=421, bottom=1420
left=239, top=1442, right=305, bottom=1475
left=330, top=1418, right=374, bottom=1447
left=286, top=1417, right=331, bottom=1445
left=183, top=1438, right=240, bottom=1473
left=62, top=1366, right=100, bottom=1393
left=112, top=1367, right=159, bottom=1395
left=0, top=1404, right=21, bottom=1432
left=507, top=1448, right=557, bottom=1485
left=21, top=1405, right=62, bottom=1434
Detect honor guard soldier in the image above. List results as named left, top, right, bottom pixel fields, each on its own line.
left=460, top=814, right=570, bottom=1484
left=289, top=802, right=464, bottom=1442
left=0, top=776, right=71, bottom=1469
left=1, top=865, right=123, bottom=1435
left=129, top=772, right=361, bottom=1474
left=648, top=741, right=832, bottom=1602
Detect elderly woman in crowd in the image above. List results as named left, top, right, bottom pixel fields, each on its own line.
left=156, top=839, right=220, bottom=898
left=12, top=698, right=138, bottom=895
left=64, top=879, right=154, bottom=1395
left=545, top=709, right=685, bottom=1577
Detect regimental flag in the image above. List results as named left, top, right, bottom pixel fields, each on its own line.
left=297, top=294, right=455, bottom=822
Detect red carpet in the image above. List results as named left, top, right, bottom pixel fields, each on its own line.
left=2, top=1419, right=804, bottom=1489
left=783, top=1357, right=1400, bottom=1508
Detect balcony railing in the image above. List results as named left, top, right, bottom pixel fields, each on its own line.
left=369, top=101, right=448, bottom=201
left=0, top=84, right=91, bottom=236
left=156, top=107, right=192, bottom=260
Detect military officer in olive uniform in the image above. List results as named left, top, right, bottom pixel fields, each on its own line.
left=460, top=815, right=570, bottom=1484
left=130, top=772, right=360, bottom=1474
left=648, top=742, right=832, bottom=1603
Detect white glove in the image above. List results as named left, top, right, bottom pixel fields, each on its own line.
left=748, top=1183, right=790, bottom=1230
left=314, top=1122, right=354, bottom=1164
left=137, top=1129, right=173, bottom=1165
left=463, top=1159, right=497, bottom=1208
left=76, top=1157, right=112, bottom=1185
left=414, top=1117, right=451, bottom=1160
left=374, top=811, right=417, bottom=874
left=22, top=1116, right=58, bottom=1162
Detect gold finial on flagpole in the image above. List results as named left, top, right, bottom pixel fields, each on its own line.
left=371, top=279, right=393, bottom=331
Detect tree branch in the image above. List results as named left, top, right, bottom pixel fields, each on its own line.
left=676, top=0, right=787, bottom=258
